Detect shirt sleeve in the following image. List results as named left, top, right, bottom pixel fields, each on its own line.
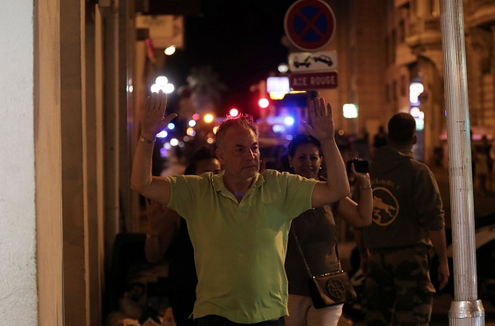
left=412, top=166, right=445, bottom=230
left=275, top=171, right=318, bottom=218
left=165, top=174, right=206, bottom=219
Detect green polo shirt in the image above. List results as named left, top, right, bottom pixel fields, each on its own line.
left=166, top=169, right=318, bottom=323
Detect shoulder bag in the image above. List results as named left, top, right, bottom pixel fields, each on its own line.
left=291, top=227, right=357, bottom=309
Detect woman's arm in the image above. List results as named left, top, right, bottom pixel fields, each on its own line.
left=335, top=165, right=373, bottom=227
left=303, top=98, right=350, bottom=206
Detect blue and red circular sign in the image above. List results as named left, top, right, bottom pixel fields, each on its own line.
left=284, top=0, right=336, bottom=52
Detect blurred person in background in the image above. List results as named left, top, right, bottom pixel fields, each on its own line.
left=145, top=146, right=221, bottom=326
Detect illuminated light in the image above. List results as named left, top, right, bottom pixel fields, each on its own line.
left=207, top=137, right=215, bottom=144
left=258, top=98, right=269, bottom=108
left=410, top=107, right=425, bottom=120
left=409, top=82, right=424, bottom=104
left=188, top=120, right=197, bottom=127
left=338, top=129, right=345, bottom=136
left=126, top=85, right=134, bottom=93
left=160, top=147, right=168, bottom=158
left=269, top=92, right=286, bottom=100
left=272, top=125, right=286, bottom=133
left=150, top=84, right=163, bottom=93
left=343, top=103, right=358, bottom=118
left=415, top=118, right=425, bottom=131
left=156, top=130, right=168, bottom=139
left=192, top=113, right=200, bottom=121
left=285, top=134, right=293, bottom=141
left=410, top=107, right=421, bottom=117
left=213, top=126, right=219, bottom=134
left=289, top=90, right=306, bottom=94
left=170, top=138, right=179, bottom=146
left=229, top=108, right=240, bottom=117
left=204, top=114, right=214, bottom=123
left=164, top=83, right=175, bottom=94
left=186, top=128, right=196, bottom=137
left=183, top=136, right=190, bottom=142
left=284, top=116, right=295, bottom=126
left=167, top=123, right=175, bottom=130
left=278, top=63, right=289, bottom=73
left=178, top=141, right=185, bottom=148
left=164, top=142, right=172, bottom=150
left=164, top=45, right=176, bottom=56
left=155, top=76, right=168, bottom=85
left=267, top=76, right=290, bottom=93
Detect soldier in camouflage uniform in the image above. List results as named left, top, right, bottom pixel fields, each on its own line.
left=354, top=113, right=450, bottom=326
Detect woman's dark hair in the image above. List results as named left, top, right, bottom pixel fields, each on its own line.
left=184, top=146, right=218, bottom=175
left=287, top=134, right=321, bottom=158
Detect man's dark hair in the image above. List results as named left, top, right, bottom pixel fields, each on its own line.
left=184, top=146, right=218, bottom=175
left=388, top=113, right=416, bottom=145
left=215, top=114, right=258, bottom=149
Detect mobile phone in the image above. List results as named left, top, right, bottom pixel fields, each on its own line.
left=347, top=159, right=369, bottom=173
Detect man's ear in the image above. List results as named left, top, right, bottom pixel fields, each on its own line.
left=216, top=147, right=226, bottom=164
left=412, top=134, right=418, bottom=145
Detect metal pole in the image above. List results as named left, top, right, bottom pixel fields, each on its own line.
left=439, top=0, right=485, bottom=325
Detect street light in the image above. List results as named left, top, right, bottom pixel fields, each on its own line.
left=151, top=75, right=175, bottom=94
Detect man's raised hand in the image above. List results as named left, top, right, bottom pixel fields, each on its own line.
left=140, top=91, right=177, bottom=139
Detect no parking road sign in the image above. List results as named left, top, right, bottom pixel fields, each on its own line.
left=284, top=0, right=336, bottom=52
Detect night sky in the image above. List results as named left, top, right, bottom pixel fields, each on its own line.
left=163, top=0, right=298, bottom=117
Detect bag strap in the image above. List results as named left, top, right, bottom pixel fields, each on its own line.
left=290, top=226, right=342, bottom=279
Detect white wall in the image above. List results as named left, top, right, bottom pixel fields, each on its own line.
left=0, top=0, right=38, bottom=324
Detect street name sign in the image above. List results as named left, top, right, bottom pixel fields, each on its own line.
left=289, top=71, right=338, bottom=90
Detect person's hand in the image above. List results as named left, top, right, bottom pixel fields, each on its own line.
left=301, top=97, right=335, bottom=142
left=145, top=198, right=167, bottom=230
left=436, top=259, right=450, bottom=290
left=140, top=91, right=177, bottom=139
left=349, top=158, right=371, bottom=186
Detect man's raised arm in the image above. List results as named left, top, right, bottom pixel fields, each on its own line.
left=301, top=97, right=350, bottom=207
left=130, top=91, right=177, bottom=205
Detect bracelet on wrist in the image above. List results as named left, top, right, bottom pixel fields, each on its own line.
left=360, top=184, right=372, bottom=190
left=139, top=135, right=156, bottom=144
left=146, top=233, right=159, bottom=239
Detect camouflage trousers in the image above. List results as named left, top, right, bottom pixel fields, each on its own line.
left=363, top=246, right=436, bottom=326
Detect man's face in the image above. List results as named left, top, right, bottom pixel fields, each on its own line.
left=217, top=126, right=260, bottom=180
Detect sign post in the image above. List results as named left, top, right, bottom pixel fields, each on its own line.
left=284, top=0, right=338, bottom=91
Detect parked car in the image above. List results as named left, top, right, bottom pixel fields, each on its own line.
left=313, top=54, right=333, bottom=67
left=431, top=216, right=495, bottom=306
